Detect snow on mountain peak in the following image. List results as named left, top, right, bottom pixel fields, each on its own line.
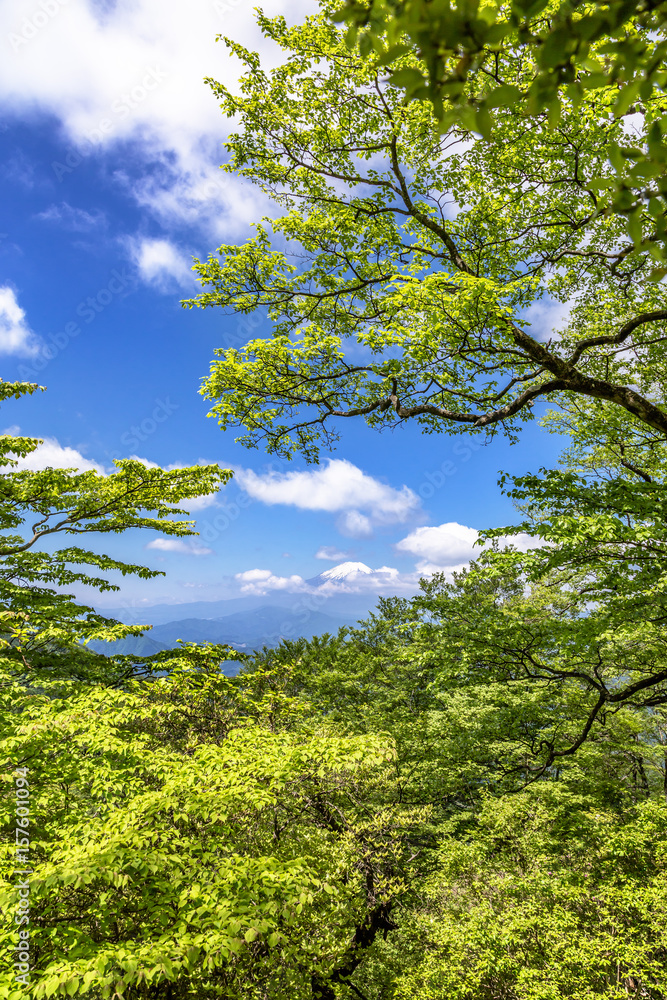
left=319, top=561, right=374, bottom=581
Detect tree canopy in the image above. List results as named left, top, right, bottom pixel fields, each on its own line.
left=335, top=0, right=667, bottom=263
left=4, top=568, right=667, bottom=999
left=0, top=378, right=230, bottom=677
left=4, top=4, right=667, bottom=998
left=186, top=5, right=667, bottom=464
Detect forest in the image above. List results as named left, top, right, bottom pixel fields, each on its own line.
left=3, top=0, right=667, bottom=997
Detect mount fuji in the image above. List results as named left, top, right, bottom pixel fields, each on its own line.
left=307, top=561, right=400, bottom=589
left=309, top=561, right=374, bottom=584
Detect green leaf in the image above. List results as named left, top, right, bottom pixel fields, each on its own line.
left=485, top=84, right=522, bottom=109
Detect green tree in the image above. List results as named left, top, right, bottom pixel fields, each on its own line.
left=0, top=378, right=230, bottom=679
left=6, top=538, right=667, bottom=998
left=366, top=791, right=667, bottom=1000
left=335, top=0, right=667, bottom=263
left=0, top=647, right=400, bottom=1000
left=7, top=613, right=667, bottom=1000
left=186, top=5, right=667, bottom=464
left=240, top=551, right=667, bottom=995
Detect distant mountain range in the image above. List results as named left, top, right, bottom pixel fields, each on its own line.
left=89, top=604, right=353, bottom=659
left=89, top=564, right=390, bottom=661
left=89, top=561, right=413, bottom=663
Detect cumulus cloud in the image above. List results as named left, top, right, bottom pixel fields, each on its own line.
left=126, top=455, right=160, bottom=469
left=0, top=287, right=41, bottom=357
left=10, top=437, right=105, bottom=473
left=235, top=459, right=420, bottom=534
left=179, top=493, right=221, bottom=512
left=124, top=150, right=273, bottom=242
left=396, top=522, right=479, bottom=571
left=146, top=537, right=213, bottom=556
left=127, top=237, right=193, bottom=290
left=235, top=568, right=308, bottom=595
left=0, top=0, right=316, bottom=238
left=336, top=510, right=373, bottom=538
left=396, top=522, right=535, bottom=574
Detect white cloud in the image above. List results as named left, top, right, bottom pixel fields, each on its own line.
left=127, top=455, right=160, bottom=469
left=337, top=510, right=373, bottom=537
left=35, top=202, right=106, bottom=231
left=396, top=522, right=479, bottom=571
left=11, top=437, right=105, bottom=473
left=181, top=493, right=220, bottom=512
left=128, top=237, right=193, bottom=290
left=0, top=287, right=41, bottom=357
left=0, top=0, right=316, bottom=238
left=235, top=459, right=420, bottom=532
left=522, top=297, right=573, bottom=344
left=235, top=568, right=308, bottom=595
left=123, top=148, right=273, bottom=242
left=146, top=537, right=213, bottom=556
left=235, top=560, right=410, bottom=597
left=315, top=545, right=353, bottom=561
left=396, top=522, right=535, bottom=574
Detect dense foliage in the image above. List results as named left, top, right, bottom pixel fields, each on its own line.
left=3, top=565, right=667, bottom=998
left=4, top=2, right=667, bottom=998
left=335, top=0, right=667, bottom=264
left=187, top=4, right=667, bottom=460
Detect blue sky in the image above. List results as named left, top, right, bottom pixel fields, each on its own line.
left=0, top=0, right=568, bottom=613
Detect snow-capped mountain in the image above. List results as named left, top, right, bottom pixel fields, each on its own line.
left=307, top=561, right=400, bottom=588
left=318, top=561, right=374, bottom=581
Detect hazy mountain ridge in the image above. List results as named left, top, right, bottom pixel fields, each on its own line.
left=98, top=587, right=379, bottom=628
left=91, top=565, right=388, bottom=660
left=89, top=603, right=361, bottom=659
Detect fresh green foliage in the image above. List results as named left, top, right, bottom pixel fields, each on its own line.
left=335, top=0, right=667, bottom=263
left=4, top=6, right=667, bottom=997
left=5, top=572, right=667, bottom=999
left=187, top=5, right=667, bottom=463
left=0, top=379, right=231, bottom=672
left=373, top=792, right=667, bottom=1000
left=0, top=650, right=399, bottom=1000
